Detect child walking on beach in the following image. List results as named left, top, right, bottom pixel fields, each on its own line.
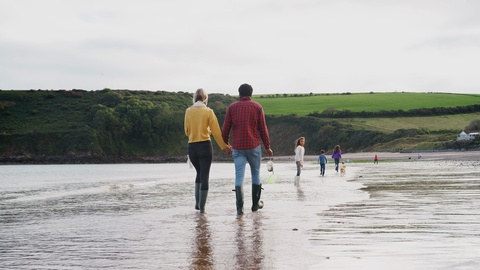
left=331, top=145, right=342, bottom=173
left=294, top=137, right=305, bottom=185
left=318, top=150, right=327, bottom=176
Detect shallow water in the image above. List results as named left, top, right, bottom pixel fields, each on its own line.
left=1, top=160, right=479, bottom=269
left=310, top=161, right=480, bottom=270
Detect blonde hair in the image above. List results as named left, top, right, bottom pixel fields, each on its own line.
left=193, top=88, right=208, bottom=105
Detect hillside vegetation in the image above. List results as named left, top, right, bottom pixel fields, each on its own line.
left=1, top=90, right=479, bottom=163
left=341, top=114, right=480, bottom=133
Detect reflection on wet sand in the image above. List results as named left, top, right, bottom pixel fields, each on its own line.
left=235, top=214, right=264, bottom=270
left=310, top=161, right=480, bottom=269
left=235, top=217, right=246, bottom=269
left=296, top=184, right=305, bottom=201
left=190, top=211, right=266, bottom=270
left=191, top=214, right=213, bottom=269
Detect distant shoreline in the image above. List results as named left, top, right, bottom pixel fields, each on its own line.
left=271, top=150, right=480, bottom=162
left=0, top=155, right=187, bottom=165
left=1, top=150, right=479, bottom=165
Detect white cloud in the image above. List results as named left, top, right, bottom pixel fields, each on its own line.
left=1, top=0, right=480, bottom=94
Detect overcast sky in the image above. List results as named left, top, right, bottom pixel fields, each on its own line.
left=1, top=0, right=480, bottom=95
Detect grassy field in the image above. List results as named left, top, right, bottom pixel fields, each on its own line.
left=256, top=92, right=480, bottom=115
left=342, top=113, right=480, bottom=133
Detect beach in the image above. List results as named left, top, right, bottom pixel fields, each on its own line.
left=1, top=152, right=479, bottom=269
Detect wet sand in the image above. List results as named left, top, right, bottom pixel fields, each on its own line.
left=1, top=153, right=479, bottom=270
left=188, top=152, right=480, bottom=269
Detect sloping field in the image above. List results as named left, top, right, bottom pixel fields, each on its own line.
left=256, top=92, right=480, bottom=116
left=342, top=113, right=480, bottom=133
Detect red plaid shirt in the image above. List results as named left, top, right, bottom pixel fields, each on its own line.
left=222, top=96, right=271, bottom=151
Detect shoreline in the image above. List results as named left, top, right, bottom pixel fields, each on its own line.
left=271, top=149, right=480, bottom=162
left=1, top=149, right=479, bottom=165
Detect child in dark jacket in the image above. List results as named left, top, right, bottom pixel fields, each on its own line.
left=318, top=150, right=327, bottom=176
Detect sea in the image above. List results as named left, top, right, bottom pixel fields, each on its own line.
left=1, top=159, right=479, bottom=269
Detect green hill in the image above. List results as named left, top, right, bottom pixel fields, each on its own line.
left=256, top=92, right=480, bottom=153
left=1, top=90, right=479, bottom=163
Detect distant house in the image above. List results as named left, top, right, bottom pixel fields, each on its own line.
left=457, top=131, right=479, bottom=141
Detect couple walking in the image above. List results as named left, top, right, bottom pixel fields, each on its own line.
left=184, top=83, right=273, bottom=215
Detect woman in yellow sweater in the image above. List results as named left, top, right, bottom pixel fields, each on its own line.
left=184, top=88, right=231, bottom=213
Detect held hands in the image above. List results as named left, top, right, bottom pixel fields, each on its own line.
left=224, top=144, right=233, bottom=155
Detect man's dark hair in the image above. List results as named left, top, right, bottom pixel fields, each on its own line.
left=238, top=83, right=253, bottom=97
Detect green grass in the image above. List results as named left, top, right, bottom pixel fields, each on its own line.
left=369, top=134, right=448, bottom=152
left=255, top=92, right=480, bottom=115
left=341, top=113, right=480, bottom=133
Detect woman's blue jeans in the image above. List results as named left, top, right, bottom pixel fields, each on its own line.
left=232, top=146, right=262, bottom=186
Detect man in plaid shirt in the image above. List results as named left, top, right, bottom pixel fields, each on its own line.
left=222, top=83, right=274, bottom=215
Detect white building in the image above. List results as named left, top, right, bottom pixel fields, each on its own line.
left=457, top=131, right=479, bottom=141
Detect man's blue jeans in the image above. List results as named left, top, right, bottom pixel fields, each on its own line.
left=232, top=146, right=262, bottom=186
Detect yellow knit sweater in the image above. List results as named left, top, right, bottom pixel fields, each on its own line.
left=184, top=103, right=229, bottom=150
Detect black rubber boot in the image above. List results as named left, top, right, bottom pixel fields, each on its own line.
left=195, top=183, right=201, bottom=210
left=235, top=186, right=244, bottom=215
left=251, top=184, right=264, bottom=212
left=199, top=190, right=208, bottom=214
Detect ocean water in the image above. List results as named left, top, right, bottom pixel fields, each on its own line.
left=0, top=160, right=479, bottom=269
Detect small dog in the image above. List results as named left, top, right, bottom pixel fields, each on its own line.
left=340, top=162, right=346, bottom=176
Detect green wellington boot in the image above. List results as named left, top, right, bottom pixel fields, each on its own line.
left=235, top=186, right=244, bottom=215
left=199, top=190, right=208, bottom=214
left=251, top=184, right=264, bottom=212
left=195, top=183, right=201, bottom=210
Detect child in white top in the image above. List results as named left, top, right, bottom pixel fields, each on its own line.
left=294, top=137, right=305, bottom=176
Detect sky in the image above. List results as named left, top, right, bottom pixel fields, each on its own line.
left=1, top=0, right=480, bottom=95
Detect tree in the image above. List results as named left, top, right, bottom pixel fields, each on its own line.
left=465, top=119, right=480, bottom=132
